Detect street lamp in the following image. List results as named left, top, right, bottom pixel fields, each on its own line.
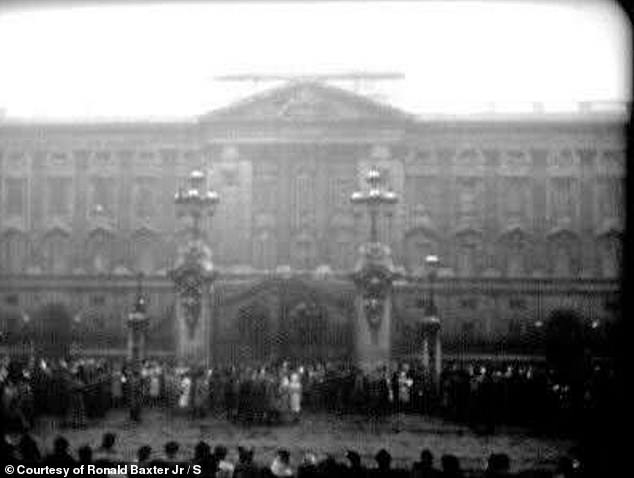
left=174, top=170, right=219, bottom=243
left=351, top=166, right=398, bottom=244
left=172, top=169, right=219, bottom=365
left=127, top=272, right=149, bottom=422
left=425, top=254, right=439, bottom=320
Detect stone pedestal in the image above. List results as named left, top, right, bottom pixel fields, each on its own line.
left=127, top=311, right=148, bottom=364
left=351, top=243, right=396, bottom=372
left=419, top=316, right=442, bottom=392
left=170, top=241, right=217, bottom=365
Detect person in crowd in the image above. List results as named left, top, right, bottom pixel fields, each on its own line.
left=136, top=445, right=152, bottom=464
left=289, top=372, right=302, bottom=422
left=296, top=452, right=318, bottom=478
left=316, top=454, right=342, bottom=478
left=345, top=450, right=367, bottom=478
left=18, top=433, right=41, bottom=463
left=233, top=446, right=258, bottom=478
left=485, top=453, right=512, bottom=478
left=111, top=365, right=125, bottom=408
left=148, top=365, right=162, bottom=407
left=93, top=432, right=120, bottom=465
left=191, top=441, right=216, bottom=478
left=370, top=449, right=393, bottom=478
left=215, top=445, right=235, bottom=478
left=163, top=441, right=181, bottom=463
left=268, top=449, right=294, bottom=478
left=178, top=372, right=192, bottom=412
left=439, top=455, right=462, bottom=478
left=410, top=449, right=441, bottom=478
left=44, top=436, right=76, bottom=465
left=193, top=369, right=210, bottom=419
left=77, top=445, right=93, bottom=464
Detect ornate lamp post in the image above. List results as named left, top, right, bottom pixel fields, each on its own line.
left=171, top=169, right=219, bottom=365
left=350, top=166, right=398, bottom=244
left=350, top=166, right=398, bottom=369
left=127, top=272, right=148, bottom=421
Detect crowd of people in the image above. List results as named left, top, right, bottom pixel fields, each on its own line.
left=1, top=430, right=581, bottom=477
left=0, top=355, right=614, bottom=433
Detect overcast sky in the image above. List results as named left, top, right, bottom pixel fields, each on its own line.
left=0, top=0, right=630, bottom=119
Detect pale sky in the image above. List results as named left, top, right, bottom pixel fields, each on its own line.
left=0, top=0, right=630, bottom=119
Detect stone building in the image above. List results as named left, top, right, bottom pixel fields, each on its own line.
left=0, top=82, right=625, bottom=360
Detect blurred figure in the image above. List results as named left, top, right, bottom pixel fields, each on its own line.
left=269, top=449, right=293, bottom=477
left=345, top=450, right=367, bottom=478
left=215, top=445, right=234, bottom=478
left=234, top=446, right=258, bottom=478
left=411, top=449, right=440, bottom=478
left=289, top=372, right=302, bottom=422
left=192, top=441, right=216, bottom=478
left=297, top=452, right=318, bottom=478
left=370, top=449, right=392, bottom=478
left=94, top=432, right=119, bottom=464
left=18, top=434, right=41, bottom=463
left=44, top=436, right=76, bottom=465
left=485, top=453, right=511, bottom=478
left=440, top=455, right=462, bottom=478
left=77, top=444, right=93, bottom=464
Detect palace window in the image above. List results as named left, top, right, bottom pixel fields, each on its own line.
left=460, top=298, right=478, bottom=310
left=548, top=177, right=578, bottom=225
left=596, top=177, right=624, bottom=222
left=47, top=177, right=73, bottom=216
left=90, top=177, right=116, bottom=216
left=5, top=177, right=26, bottom=216
left=509, top=298, right=527, bottom=310
left=134, top=177, right=156, bottom=219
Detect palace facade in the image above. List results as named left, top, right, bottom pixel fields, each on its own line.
left=0, top=82, right=625, bottom=360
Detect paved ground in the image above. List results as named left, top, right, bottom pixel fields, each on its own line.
left=31, top=410, right=574, bottom=473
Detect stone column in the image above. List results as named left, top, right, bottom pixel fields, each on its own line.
left=434, top=328, right=442, bottom=392
left=351, top=243, right=395, bottom=371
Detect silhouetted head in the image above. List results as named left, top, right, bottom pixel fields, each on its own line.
left=277, top=449, right=290, bottom=465
left=346, top=450, right=362, bottom=467
left=420, top=449, right=434, bottom=469
left=137, top=445, right=152, bottom=463
left=441, top=454, right=460, bottom=474
left=19, top=434, right=41, bottom=461
left=101, top=433, right=116, bottom=450
left=78, top=445, right=92, bottom=463
left=487, top=453, right=510, bottom=473
left=164, top=441, right=180, bottom=459
left=238, top=446, right=254, bottom=464
left=194, top=442, right=210, bottom=461
left=53, top=436, right=70, bottom=455
left=214, top=445, right=228, bottom=461
left=375, top=449, right=391, bottom=470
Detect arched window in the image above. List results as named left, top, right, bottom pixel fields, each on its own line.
left=253, top=231, right=276, bottom=270
left=598, top=234, right=622, bottom=278
left=500, top=230, right=529, bottom=277
left=0, top=231, right=29, bottom=274
left=86, top=230, right=115, bottom=274
left=131, top=231, right=160, bottom=275
left=42, top=230, right=71, bottom=274
left=548, top=232, right=580, bottom=278
left=455, top=232, right=482, bottom=277
left=403, top=229, right=437, bottom=274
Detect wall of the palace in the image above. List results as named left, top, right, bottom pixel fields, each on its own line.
left=0, top=114, right=624, bottom=358
left=0, top=275, right=620, bottom=358
left=0, top=120, right=625, bottom=280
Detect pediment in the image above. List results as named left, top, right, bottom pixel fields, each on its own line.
left=199, top=81, right=415, bottom=124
